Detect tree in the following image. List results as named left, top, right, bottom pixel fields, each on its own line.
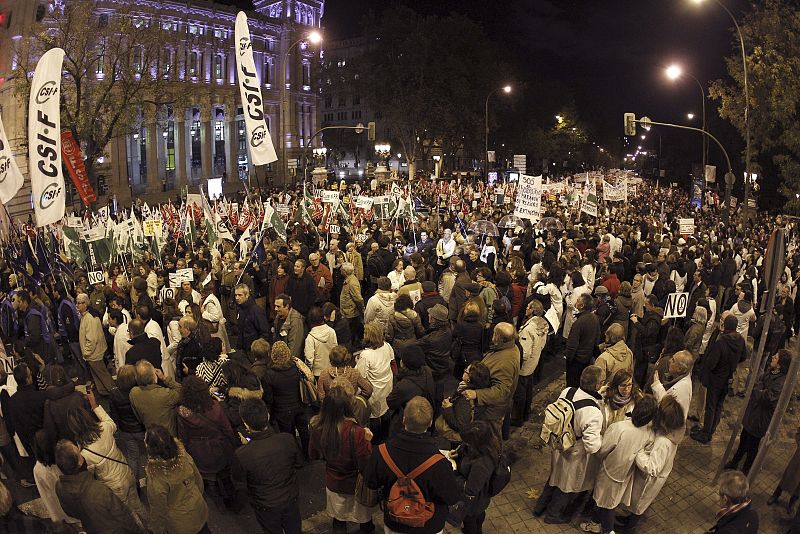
left=709, top=0, right=800, bottom=210
left=13, top=0, right=186, bottom=196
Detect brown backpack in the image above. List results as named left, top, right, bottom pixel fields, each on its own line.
left=378, top=443, right=444, bottom=528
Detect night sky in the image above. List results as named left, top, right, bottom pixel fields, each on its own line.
left=225, top=0, right=751, bottom=183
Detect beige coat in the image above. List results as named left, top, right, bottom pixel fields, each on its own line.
left=549, top=387, right=604, bottom=493
left=339, top=274, right=364, bottom=319
left=592, top=419, right=654, bottom=509
left=79, top=311, right=107, bottom=362
left=596, top=340, right=633, bottom=384
left=623, top=429, right=682, bottom=515
left=80, top=406, right=135, bottom=499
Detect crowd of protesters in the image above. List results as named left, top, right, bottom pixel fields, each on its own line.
left=0, top=175, right=796, bottom=534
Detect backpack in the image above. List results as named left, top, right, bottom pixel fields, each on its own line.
left=540, top=387, right=598, bottom=451
left=378, top=444, right=444, bottom=528
left=488, top=453, right=511, bottom=496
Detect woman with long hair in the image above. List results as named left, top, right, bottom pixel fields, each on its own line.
left=145, top=425, right=210, bottom=534
left=31, top=430, right=80, bottom=527
left=451, top=420, right=502, bottom=534
left=67, top=396, right=147, bottom=525
left=309, top=379, right=375, bottom=534
left=263, top=341, right=310, bottom=457
left=177, top=376, right=238, bottom=510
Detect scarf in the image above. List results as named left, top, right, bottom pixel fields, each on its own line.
left=662, top=369, right=690, bottom=391
left=609, top=391, right=632, bottom=411
left=715, top=499, right=751, bottom=522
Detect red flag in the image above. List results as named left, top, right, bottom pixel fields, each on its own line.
left=61, top=131, right=97, bottom=207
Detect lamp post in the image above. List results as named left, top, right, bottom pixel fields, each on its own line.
left=281, top=30, right=321, bottom=185
left=691, top=0, right=750, bottom=217
left=375, top=143, right=391, bottom=185
left=666, top=64, right=707, bottom=190
left=484, top=85, right=511, bottom=176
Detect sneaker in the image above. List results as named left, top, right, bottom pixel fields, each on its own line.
left=580, top=521, right=602, bottom=533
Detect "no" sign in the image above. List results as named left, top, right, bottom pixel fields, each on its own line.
left=664, top=292, right=689, bottom=319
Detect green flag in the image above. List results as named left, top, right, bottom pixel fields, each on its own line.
left=62, top=226, right=86, bottom=268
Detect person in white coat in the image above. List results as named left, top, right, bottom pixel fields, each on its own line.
left=619, top=395, right=685, bottom=532
left=511, top=300, right=549, bottom=426
left=534, top=365, right=604, bottom=524
left=304, top=307, right=337, bottom=379
left=580, top=395, right=657, bottom=534
left=201, top=289, right=230, bottom=353
left=355, top=323, right=394, bottom=442
left=137, top=305, right=172, bottom=379
left=652, top=350, right=693, bottom=421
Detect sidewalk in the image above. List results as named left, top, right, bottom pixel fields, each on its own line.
left=298, top=372, right=799, bottom=533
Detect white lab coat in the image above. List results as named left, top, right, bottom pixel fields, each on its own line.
left=623, top=429, right=684, bottom=515
left=652, top=374, right=692, bottom=421
left=592, top=419, right=654, bottom=509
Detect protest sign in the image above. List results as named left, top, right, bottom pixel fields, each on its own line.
left=513, top=174, right=542, bottom=222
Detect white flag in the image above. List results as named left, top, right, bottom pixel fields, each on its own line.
left=0, top=113, right=24, bottom=204
left=235, top=12, right=278, bottom=165
left=29, top=48, right=66, bottom=227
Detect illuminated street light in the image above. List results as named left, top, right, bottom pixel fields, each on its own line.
left=307, top=31, right=322, bottom=45
left=503, top=85, right=512, bottom=94
left=687, top=113, right=695, bottom=120
left=665, top=64, right=682, bottom=80
left=641, top=135, right=646, bottom=140
left=485, top=85, right=513, bottom=173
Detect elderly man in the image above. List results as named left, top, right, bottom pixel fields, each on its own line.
left=338, top=263, right=364, bottom=343
left=125, top=318, right=162, bottom=370
left=129, top=360, right=181, bottom=436
left=447, top=259, right=472, bottom=325
left=534, top=365, right=604, bottom=524
left=307, top=252, right=333, bottom=305
left=77, top=293, right=113, bottom=395
left=137, top=305, right=171, bottom=378
left=176, top=315, right=203, bottom=378
left=464, top=322, right=521, bottom=439
left=595, top=323, right=633, bottom=385
left=652, top=350, right=694, bottom=420
left=707, top=471, right=758, bottom=532
left=274, top=294, right=305, bottom=359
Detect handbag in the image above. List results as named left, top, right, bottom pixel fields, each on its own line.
left=295, top=360, right=319, bottom=407
left=350, top=426, right=379, bottom=507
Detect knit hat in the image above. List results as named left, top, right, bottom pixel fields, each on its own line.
left=723, top=315, right=739, bottom=332
left=428, top=304, right=449, bottom=323
left=401, top=344, right=426, bottom=370
left=594, top=286, right=608, bottom=296
left=422, top=281, right=436, bottom=293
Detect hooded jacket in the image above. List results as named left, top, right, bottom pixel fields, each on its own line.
left=386, top=309, right=425, bottom=347
left=222, top=375, right=264, bottom=433
left=596, top=340, right=633, bottom=384
left=365, top=290, right=396, bottom=330
left=700, top=331, right=746, bottom=390
left=145, top=442, right=208, bottom=534
left=304, top=324, right=338, bottom=377
left=43, top=382, right=90, bottom=443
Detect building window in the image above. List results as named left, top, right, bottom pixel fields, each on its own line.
left=188, top=24, right=203, bottom=35
left=353, top=94, right=361, bottom=105
left=238, top=120, right=246, bottom=151
left=338, top=96, right=346, bottom=107
left=162, top=20, right=177, bottom=31
left=263, top=57, right=272, bottom=86
left=133, top=47, right=143, bottom=74
left=189, top=51, right=198, bottom=77
left=95, top=40, right=105, bottom=75
left=133, top=16, right=148, bottom=28
left=214, top=55, right=223, bottom=80
left=302, top=60, right=311, bottom=88
left=36, top=3, right=46, bottom=22
left=351, top=110, right=361, bottom=120
left=213, top=28, right=226, bottom=39
left=324, top=97, right=331, bottom=109
left=162, top=49, right=172, bottom=77
left=98, top=14, right=108, bottom=28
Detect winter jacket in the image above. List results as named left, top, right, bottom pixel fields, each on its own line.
left=365, top=430, right=462, bottom=534
left=263, top=364, right=303, bottom=414
left=309, top=418, right=372, bottom=494
left=307, top=263, right=333, bottom=304
left=125, top=334, right=163, bottom=369
left=386, top=309, right=425, bottom=348
left=743, top=369, right=786, bottom=438
left=222, top=377, right=264, bottom=434
left=56, top=469, right=145, bottom=534
left=453, top=314, right=486, bottom=365
left=233, top=427, right=303, bottom=511
left=596, top=340, right=633, bottom=384
left=418, top=323, right=453, bottom=380
left=415, top=292, right=447, bottom=331
left=683, top=322, right=706, bottom=360
left=441, top=387, right=487, bottom=438
left=275, top=308, right=305, bottom=359
left=707, top=502, right=759, bottom=533
left=236, top=297, right=269, bottom=351
left=317, top=366, right=373, bottom=401
left=365, top=290, right=396, bottom=330
left=79, top=310, right=107, bottom=362
left=43, top=382, right=90, bottom=443
left=355, top=344, right=395, bottom=419
left=80, top=406, right=136, bottom=499
left=565, top=310, right=601, bottom=365
left=304, top=324, right=338, bottom=377
left=700, top=331, right=746, bottom=390
left=519, top=316, right=548, bottom=377
left=109, top=386, right=146, bottom=434
left=146, top=443, right=208, bottom=534
left=548, top=387, right=603, bottom=494
left=129, top=375, right=182, bottom=436
left=340, top=274, right=364, bottom=319
left=475, top=340, right=521, bottom=424
left=177, top=401, right=237, bottom=475
left=286, top=272, right=317, bottom=315
left=387, top=366, right=435, bottom=422
left=7, top=383, right=46, bottom=454
left=455, top=445, right=497, bottom=516
left=176, top=330, right=204, bottom=379
left=448, top=272, right=473, bottom=321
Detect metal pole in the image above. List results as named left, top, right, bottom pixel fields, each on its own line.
left=485, top=91, right=491, bottom=178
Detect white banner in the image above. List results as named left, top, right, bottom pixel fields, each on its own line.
left=602, top=180, right=627, bottom=202
left=581, top=174, right=598, bottom=217
left=679, top=218, right=695, bottom=236
left=29, top=48, right=66, bottom=227
left=513, top=174, right=542, bottom=222
left=0, top=113, right=24, bottom=204
left=355, top=195, right=373, bottom=210
left=235, top=12, right=277, bottom=165
left=705, top=165, right=717, bottom=183
left=322, top=190, right=339, bottom=204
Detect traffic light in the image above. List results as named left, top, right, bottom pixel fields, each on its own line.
left=367, top=121, right=376, bottom=141
left=624, top=113, right=636, bottom=137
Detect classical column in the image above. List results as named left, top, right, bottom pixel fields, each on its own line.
left=145, top=109, right=160, bottom=195
left=174, top=108, right=188, bottom=190
left=200, top=105, right=213, bottom=180
left=108, top=136, right=132, bottom=207
left=225, top=100, right=238, bottom=183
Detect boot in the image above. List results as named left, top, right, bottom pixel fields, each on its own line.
left=768, top=488, right=782, bottom=506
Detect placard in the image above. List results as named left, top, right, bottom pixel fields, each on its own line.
left=664, top=292, right=689, bottom=319
left=159, top=286, right=175, bottom=303
left=355, top=233, right=369, bottom=244
left=88, top=271, right=104, bottom=285
left=175, top=268, right=194, bottom=283
left=143, top=219, right=162, bottom=237
left=329, top=224, right=341, bottom=234
left=355, top=196, right=374, bottom=210
left=276, top=203, right=291, bottom=215
left=679, top=218, right=695, bottom=236
left=322, top=190, right=339, bottom=204
left=513, top=174, right=542, bottom=222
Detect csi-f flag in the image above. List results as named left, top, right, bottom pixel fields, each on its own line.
left=0, top=112, right=24, bottom=204
left=29, top=48, right=66, bottom=227
left=235, top=12, right=278, bottom=165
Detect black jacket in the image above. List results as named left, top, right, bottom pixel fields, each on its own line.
left=233, top=427, right=303, bottom=511
left=43, top=383, right=90, bottom=443
left=387, top=366, right=436, bottom=437
left=236, top=298, right=270, bottom=351
left=743, top=369, right=786, bottom=438
left=7, top=383, right=45, bottom=453
left=327, top=317, right=352, bottom=351
left=57, top=469, right=146, bottom=534
left=448, top=272, right=473, bottom=321
left=455, top=444, right=496, bottom=515
left=286, top=273, right=317, bottom=315
left=707, top=502, right=758, bottom=533
left=176, top=330, right=204, bottom=378
left=418, top=324, right=453, bottom=381
left=263, top=365, right=303, bottom=414
left=701, top=331, right=746, bottom=390
left=565, top=311, right=601, bottom=364
left=453, top=315, right=485, bottom=364
left=109, top=387, right=146, bottom=434
left=125, top=334, right=163, bottom=369
left=365, top=430, right=462, bottom=534
left=415, top=293, right=447, bottom=331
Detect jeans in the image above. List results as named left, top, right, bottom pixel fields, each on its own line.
left=117, top=430, right=146, bottom=485
left=700, top=385, right=727, bottom=438
left=254, top=502, right=302, bottom=534
left=273, top=407, right=310, bottom=457
left=535, top=482, right=575, bottom=519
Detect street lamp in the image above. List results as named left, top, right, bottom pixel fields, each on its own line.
left=690, top=0, right=750, bottom=218
left=375, top=143, right=391, bottom=169
left=666, top=63, right=707, bottom=195
left=485, top=84, right=512, bottom=175
left=281, top=30, right=322, bottom=184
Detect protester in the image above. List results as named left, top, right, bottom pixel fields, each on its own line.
left=707, top=470, right=759, bottom=533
